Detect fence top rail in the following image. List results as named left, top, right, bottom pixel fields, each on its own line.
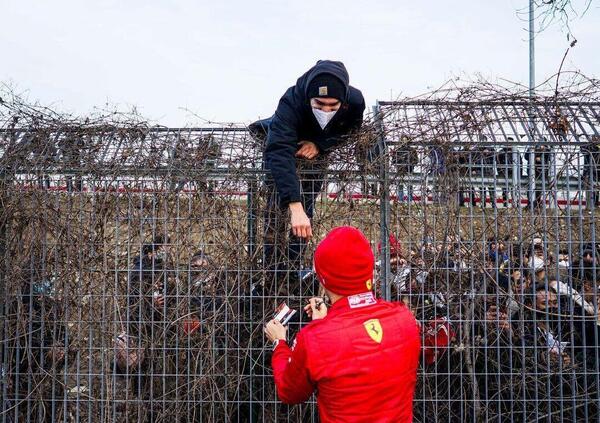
left=0, top=126, right=250, bottom=134
left=378, top=100, right=600, bottom=107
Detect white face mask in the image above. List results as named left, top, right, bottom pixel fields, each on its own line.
left=312, top=108, right=337, bottom=129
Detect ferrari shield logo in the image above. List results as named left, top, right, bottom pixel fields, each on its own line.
left=364, top=319, right=383, bottom=343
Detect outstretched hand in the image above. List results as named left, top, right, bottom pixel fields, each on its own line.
left=289, top=202, right=312, bottom=239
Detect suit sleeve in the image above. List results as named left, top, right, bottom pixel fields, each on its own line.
left=271, top=332, right=315, bottom=404
left=264, top=93, right=302, bottom=206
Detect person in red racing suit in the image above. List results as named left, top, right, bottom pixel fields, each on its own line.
left=265, top=226, right=421, bottom=422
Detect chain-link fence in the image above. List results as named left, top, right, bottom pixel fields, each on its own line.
left=1, top=86, right=600, bottom=422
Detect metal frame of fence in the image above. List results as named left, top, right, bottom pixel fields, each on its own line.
left=1, top=98, right=600, bottom=422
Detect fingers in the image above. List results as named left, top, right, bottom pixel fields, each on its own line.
left=304, top=224, right=313, bottom=239
left=305, top=297, right=327, bottom=320
left=295, top=142, right=318, bottom=160
left=264, top=320, right=274, bottom=339
left=264, top=319, right=286, bottom=342
left=293, top=225, right=301, bottom=238
left=305, top=147, right=318, bottom=159
left=292, top=223, right=312, bottom=239
left=304, top=299, right=320, bottom=317
left=296, top=143, right=311, bottom=157
left=290, top=206, right=312, bottom=239
left=296, top=150, right=317, bottom=160
left=264, top=319, right=283, bottom=332
left=305, top=298, right=321, bottom=309
left=311, top=303, right=320, bottom=316
left=304, top=306, right=313, bottom=318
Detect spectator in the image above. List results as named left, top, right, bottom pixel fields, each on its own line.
left=189, top=250, right=216, bottom=288
left=489, top=238, right=509, bottom=265
left=549, top=279, right=596, bottom=320
left=551, top=276, right=600, bottom=372
left=506, top=266, right=531, bottom=317
left=7, top=269, right=71, bottom=421
left=533, top=266, right=547, bottom=285
left=117, top=235, right=171, bottom=400
left=125, top=235, right=170, bottom=338
left=523, top=284, right=572, bottom=367
left=183, top=250, right=220, bottom=336
left=378, top=234, right=411, bottom=299
left=413, top=255, right=430, bottom=286
left=530, top=242, right=546, bottom=272
left=553, top=248, right=571, bottom=281
left=251, top=60, right=365, bottom=291
left=573, top=250, right=598, bottom=287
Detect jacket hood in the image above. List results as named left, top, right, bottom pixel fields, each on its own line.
left=295, top=60, right=350, bottom=103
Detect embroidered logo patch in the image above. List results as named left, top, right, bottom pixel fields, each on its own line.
left=348, top=292, right=377, bottom=309
left=363, top=319, right=383, bottom=343
left=366, top=279, right=372, bottom=290
left=318, top=86, right=328, bottom=96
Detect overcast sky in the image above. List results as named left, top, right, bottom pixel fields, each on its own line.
left=2, top=0, right=599, bottom=126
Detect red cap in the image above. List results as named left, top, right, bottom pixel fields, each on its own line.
left=378, top=233, right=402, bottom=258
left=314, top=226, right=375, bottom=296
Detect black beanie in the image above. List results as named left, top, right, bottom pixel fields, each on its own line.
left=307, top=74, right=346, bottom=101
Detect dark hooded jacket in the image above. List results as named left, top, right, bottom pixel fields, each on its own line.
left=255, top=60, right=365, bottom=206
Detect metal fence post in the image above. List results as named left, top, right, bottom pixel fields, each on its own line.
left=527, top=133, right=536, bottom=209
left=374, top=102, right=391, bottom=300
left=247, top=176, right=258, bottom=263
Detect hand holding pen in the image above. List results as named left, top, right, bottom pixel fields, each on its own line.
left=304, top=297, right=328, bottom=321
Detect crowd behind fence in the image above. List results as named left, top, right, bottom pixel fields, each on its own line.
left=1, top=86, right=600, bottom=422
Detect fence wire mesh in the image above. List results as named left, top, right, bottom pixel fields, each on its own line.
left=1, top=80, right=600, bottom=422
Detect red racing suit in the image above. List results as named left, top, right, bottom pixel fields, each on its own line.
left=272, top=292, right=421, bottom=422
